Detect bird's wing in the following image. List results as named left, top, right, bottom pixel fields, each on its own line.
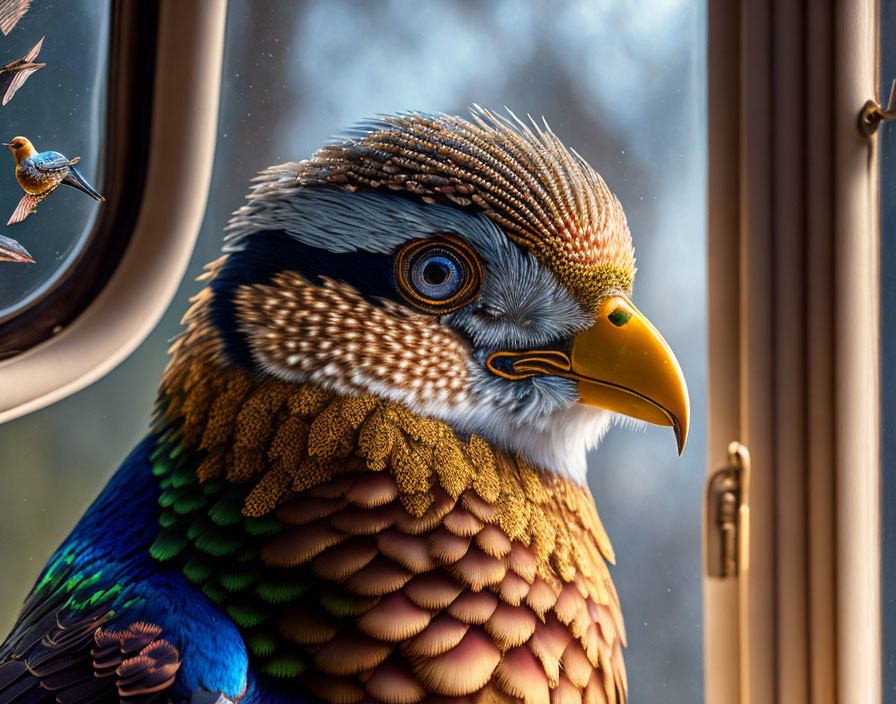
left=0, top=39, right=44, bottom=106
left=7, top=193, right=45, bottom=226
left=0, top=559, right=181, bottom=704
left=22, top=36, right=42, bottom=63
left=0, top=0, right=30, bottom=36
left=0, top=65, right=41, bottom=106
left=0, top=234, right=32, bottom=262
left=31, top=152, right=75, bottom=174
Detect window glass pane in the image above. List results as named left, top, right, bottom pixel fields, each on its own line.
left=0, top=0, right=108, bottom=319
left=881, top=0, right=896, bottom=694
left=0, top=2, right=706, bottom=701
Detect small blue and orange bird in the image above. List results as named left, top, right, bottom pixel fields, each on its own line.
left=3, top=136, right=104, bottom=225
left=0, top=110, right=689, bottom=704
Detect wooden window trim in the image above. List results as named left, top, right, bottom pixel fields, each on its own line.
left=706, top=1, right=881, bottom=703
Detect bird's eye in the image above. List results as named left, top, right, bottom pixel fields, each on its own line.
left=414, top=254, right=458, bottom=294
left=394, top=237, right=481, bottom=313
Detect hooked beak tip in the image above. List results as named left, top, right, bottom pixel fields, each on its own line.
left=673, top=419, right=687, bottom=456
left=566, top=294, right=691, bottom=456
left=485, top=294, right=691, bottom=458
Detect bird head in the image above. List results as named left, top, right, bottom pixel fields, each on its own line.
left=201, top=109, right=689, bottom=482
left=2, top=136, right=35, bottom=164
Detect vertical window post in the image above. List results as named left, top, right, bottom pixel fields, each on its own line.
left=706, top=0, right=880, bottom=702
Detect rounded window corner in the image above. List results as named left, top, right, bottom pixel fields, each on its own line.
left=0, top=0, right=227, bottom=422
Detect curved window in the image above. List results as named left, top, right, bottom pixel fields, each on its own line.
left=0, top=2, right=223, bottom=417
left=0, top=0, right=108, bottom=320
left=0, top=1, right=151, bottom=358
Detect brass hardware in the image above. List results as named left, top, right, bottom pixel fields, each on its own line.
left=859, top=78, right=896, bottom=137
left=703, top=443, right=751, bottom=704
left=705, top=442, right=751, bottom=579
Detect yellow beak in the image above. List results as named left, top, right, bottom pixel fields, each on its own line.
left=486, top=295, right=690, bottom=454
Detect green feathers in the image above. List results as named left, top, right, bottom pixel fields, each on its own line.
left=148, top=435, right=309, bottom=678
left=149, top=443, right=252, bottom=563
left=149, top=527, right=190, bottom=562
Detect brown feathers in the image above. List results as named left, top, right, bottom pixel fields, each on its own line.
left=86, top=623, right=180, bottom=703
left=154, top=287, right=626, bottom=703
left=364, top=658, right=426, bottom=704
left=235, top=274, right=472, bottom=412
left=0, top=0, right=29, bottom=35
left=410, top=627, right=501, bottom=696
left=357, top=592, right=431, bottom=642
left=403, top=615, right=468, bottom=659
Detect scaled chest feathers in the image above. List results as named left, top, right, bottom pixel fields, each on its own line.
left=150, top=290, right=627, bottom=703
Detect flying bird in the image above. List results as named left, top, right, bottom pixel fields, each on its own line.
left=0, top=0, right=29, bottom=36
left=0, top=232, right=31, bottom=262
left=0, top=110, right=689, bottom=704
left=3, top=136, right=104, bottom=225
left=0, top=37, right=44, bottom=106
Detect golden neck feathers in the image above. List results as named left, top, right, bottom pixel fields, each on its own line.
left=150, top=277, right=628, bottom=704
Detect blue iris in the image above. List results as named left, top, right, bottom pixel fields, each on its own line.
left=410, top=252, right=462, bottom=300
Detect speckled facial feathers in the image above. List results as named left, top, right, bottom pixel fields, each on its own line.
left=236, top=273, right=471, bottom=409
left=221, top=179, right=613, bottom=480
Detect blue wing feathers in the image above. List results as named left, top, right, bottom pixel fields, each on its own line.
left=0, top=439, right=250, bottom=704
left=31, top=151, right=73, bottom=172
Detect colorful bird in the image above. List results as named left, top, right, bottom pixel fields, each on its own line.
left=2, top=136, right=104, bottom=225
left=0, top=36, right=43, bottom=106
left=0, top=232, right=31, bottom=262
left=0, top=110, right=689, bottom=704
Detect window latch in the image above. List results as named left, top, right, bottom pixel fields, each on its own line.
left=859, top=78, right=896, bottom=137
left=705, top=441, right=751, bottom=579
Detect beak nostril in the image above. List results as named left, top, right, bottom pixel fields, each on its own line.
left=607, top=309, right=631, bottom=327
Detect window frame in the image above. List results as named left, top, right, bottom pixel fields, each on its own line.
left=705, top=1, right=881, bottom=703
left=0, top=0, right=226, bottom=422
left=0, top=2, right=158, bottom=358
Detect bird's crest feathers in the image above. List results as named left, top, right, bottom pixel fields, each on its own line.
left=301, top=108, right=636, bottom=305
left=231, top=108, right=636, bottom=307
